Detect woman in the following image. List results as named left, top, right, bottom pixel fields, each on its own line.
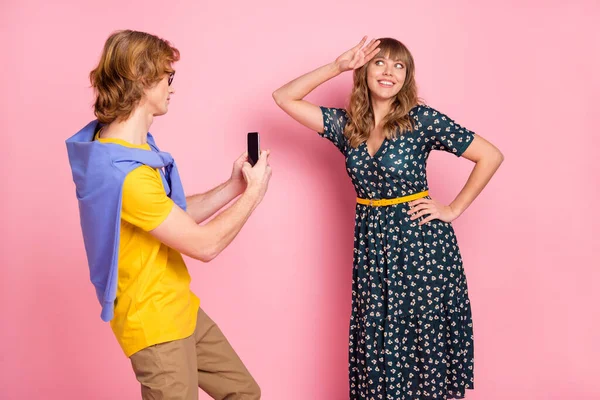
left=273, top=37, right=503, bottom=399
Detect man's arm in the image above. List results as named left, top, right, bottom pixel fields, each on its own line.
left=185, top=152, right=248, bottom=224
left=152, top=151, right=271, bottom=262
left=186, top=179, right=244, bottom=224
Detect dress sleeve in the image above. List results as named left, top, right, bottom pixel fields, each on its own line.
left=415, top=105, right=475, bottom=157
left=318, top=106, right=350, bottom=155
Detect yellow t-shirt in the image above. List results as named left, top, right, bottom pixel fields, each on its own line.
left=96, top=136, right=200, bottom=357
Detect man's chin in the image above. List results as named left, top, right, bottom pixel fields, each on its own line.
left=153, top=108, right=169, bottom=117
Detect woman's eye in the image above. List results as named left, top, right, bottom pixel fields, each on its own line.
left=395, top=63, right=404, bottom=69
left=375, top=60, right=384, bottom=66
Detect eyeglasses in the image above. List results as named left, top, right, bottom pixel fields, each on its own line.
left=168, top=71, right=175, bottom=86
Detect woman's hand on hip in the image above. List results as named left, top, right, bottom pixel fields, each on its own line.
left=408, top=198, right=460, bottom=225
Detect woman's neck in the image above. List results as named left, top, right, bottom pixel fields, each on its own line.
left=371, top=97, right=394, bottom=127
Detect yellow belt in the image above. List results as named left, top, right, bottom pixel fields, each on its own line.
left=357, top=190, right=429, bottom=207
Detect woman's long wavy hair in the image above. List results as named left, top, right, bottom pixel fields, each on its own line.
left=345, top=38, right=420, bottom=148
left=89, top=30, right=180, bottom=124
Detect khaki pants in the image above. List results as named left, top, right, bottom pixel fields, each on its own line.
left=130, top=308, right=260, bottom=400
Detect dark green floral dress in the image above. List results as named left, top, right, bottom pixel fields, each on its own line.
left=319, top=105, right=475, bottom=400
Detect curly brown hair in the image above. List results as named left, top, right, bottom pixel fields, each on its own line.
left=89, top=30, right=180, bottom=124
left=345, top=38, right=420, bottom=148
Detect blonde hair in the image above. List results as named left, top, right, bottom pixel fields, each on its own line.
left=345, top=38, right=420, bottom=148
left=89, top=30, right=180, bottom=124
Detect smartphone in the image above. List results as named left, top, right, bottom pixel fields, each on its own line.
left=247, top=132, right=260, bottom=166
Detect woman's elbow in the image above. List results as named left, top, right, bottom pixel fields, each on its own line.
left=480, top=145, right=504, bottom=166
left=495, top=148, right=505, bottom=165
left=272, top=90, right=281, bottom=105
left=272, top=89, right=287, bottom=108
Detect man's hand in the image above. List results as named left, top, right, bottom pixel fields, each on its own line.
left=230, top=152, right=249, bottom=194
left=242, top=150, right=272, bottom=205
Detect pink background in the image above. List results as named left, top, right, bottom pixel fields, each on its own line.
left=1, top=1, right=599, bottom=399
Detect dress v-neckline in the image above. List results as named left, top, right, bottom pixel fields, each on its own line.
left=364, top=138, right=387, bottom=158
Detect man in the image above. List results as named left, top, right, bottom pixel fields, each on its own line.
left=66, top=30, right=269, bottom=399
